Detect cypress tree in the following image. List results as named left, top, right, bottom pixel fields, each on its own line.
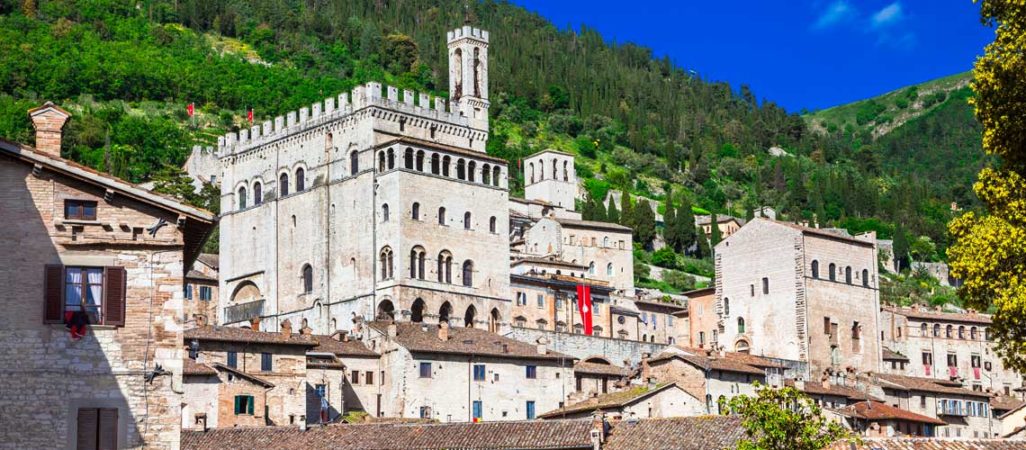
left=696, top=227, right=711, bottom=259
left=663, top=190, right=677, bottom=250
left=620, top=190, right=634, bottom=228
left=893, top=223, right=910, bottom=272
left=635, top=200, right=657, bottom=249
left=675, top=198, right=697, bottom=254
left=606, top=197, right=620, bottom=224
left=709, top=212, right=722, bottom=249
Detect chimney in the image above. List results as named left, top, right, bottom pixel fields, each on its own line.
left=589, top=410, right=607, bottom=450
left=339, top=331, right=349, bottom=342
left=438, top=321, right=449, bottom=342
left=29, top=102, right=71, bottom=158
left=300, top=325, right=312, bottom=336
left=502, top=343, right=509, bottom=354
left=536, top=337, right=549, bottom=355
left=795, top=379, right=806, bottom=391
left=640, top=353, right=651, bottom=381
left=250, top=317, right=261, bottom=331
left=387, top=321, right=398, bottom=338
left=195, top=315, right=208, bottom=327
left=281, top=319, right=293, bottom=337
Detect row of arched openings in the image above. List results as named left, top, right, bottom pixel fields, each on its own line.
left=379, top=246, right=474, bottom=287
left=528, top=159, right=571, bottom=184
left=377, top=147, right=502, bottom=187
left=811, top=260, right=871, bottom=288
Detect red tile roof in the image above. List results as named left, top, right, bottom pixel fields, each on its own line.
left=368, top=321, right=574, bottom=362
left=553, top=217, right=633, bottom=233
left=603, top=416, right=747, bottom=450
left=883, top=305, right=992, bottom=325
left=648, top=351, right=766, bottom=376
left=837, top=401, right=946, bottom=425
left=183, top=359, right=217, bottom=376
left=573, top=361, right=631, bottom=377
left=538, top=384, right=683, bottom=419
left=873, top=373, right=990, bottom=398
left=182, top=419, right=596, bottom=449
left=785, top=380, right=879, bottom=402
left=184, top=326, right=319, bottom=347
left=826, top=439, right=1026, bottom=450
left=311, top=335, right=379, bottom=358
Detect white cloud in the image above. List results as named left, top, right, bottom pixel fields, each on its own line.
left=813, top=1, right=857, bottom=30
left=871, top=2, right=904, bottom=28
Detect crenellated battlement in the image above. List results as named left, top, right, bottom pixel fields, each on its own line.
left=447, top=25, right=489, bottom=43
left=216, top=82, right=471, bottom=154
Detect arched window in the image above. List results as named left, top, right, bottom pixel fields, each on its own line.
left=921, top=323, right=928, bottom=336
left=970, top=326, right=978, bottom=340
left=606, top=263, right=613, bottom=276
left=279, top=172, right=290, bottom=197
left=845, top=266, right=852, bottom=284
left=437, top=251, right=453, bottom=283
left=295, top=167, right=305, bottom=192
left=489, top=216, right=497, bottom=233
left=482, top=164, right=491, bottom=185
left=237, top=186, right=248, bottom=209
left=438, top=207, right=446, bottom=225
left=738, top=317, right=746, bottom=334
left=409, top=246, right=426, bottom=280
left=464, top=305, right=477, bottom=328
left=529, top=163, right=535, bottom=183
left=464, top=212, right=472, bottom=230
left=811, top=260, right=820, bottom=279
left=411, top=298, right=425, bottom=323
left=462, top=260, right=474, bottom=287
left=382, top=204, right=390, bottom=222
left=253, top=181, right=263, bottom=205
left=762, top=277, right=769, bottom=294
left=862, top=269, right=869, bottom=287
left=378, top=151, right=386, bottom=171
left=439, top=302, right=452, bottom=324
left=456, top=159, right=466, bottom=180
left=735, top=340, right=750, bottom=354
left=377, top=300, right=395, bottom=320
left=958, top=326, right=965, bottom=339
left=412, top=202, right=420, bottom=220
left=302, top=264, right=313, bottom=294
left=829, top=263, right=837, bottom=281
left=468, top=161, right=476, bottom=182
left=563, top=161, right=569, bottom=181
left=416, top=150, right=425, bottom=171
left=933, top=323, right=941, bottom=337
left=552, top=159, right=557, bottom=180
left=442, top=155, right=451, bottom=177
left=431, top=154, right=440, bottom=175
left=489, top=308, right=501, bottom=333
left=404, top=148, right=415, bottom=170
left=724, top=298, right=730, bottom=316
left=946, top=325, right=953, bottom=338
left=492, top=166, right=500, bottom=187
left=603, top=237, right=609, bottom=247
left=588, top=262, right=596, bottom=275
left=387, top=148, right=395, bottom=169
left=351, top=151, right=360, bottom=175
left=379, top=247, right=393, bottom=279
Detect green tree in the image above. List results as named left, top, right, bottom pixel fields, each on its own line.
left=695, top=228, right=712, bottom=260
left=947, top=0, right=1026, bottom=371
left=674, top=199, right=698, bottom=254
left=151, top=165, right=199, bottom=204
left=893, top=224, right=910, bottom=272
left=663, top=189, right=678, bottom=249
left=606, top=197, right=620, bottom=224
left=724, top=384, right=850, bottom=450
left=634, top=200, right=657, bottom=249
left=709, top=212, right=722, bottom=249
left=620, top=191, right=634, bottom=228
left=651, top=247, right=678, bottom=269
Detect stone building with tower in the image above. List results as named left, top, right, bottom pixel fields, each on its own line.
left=204, top=25, right=511, bottom=335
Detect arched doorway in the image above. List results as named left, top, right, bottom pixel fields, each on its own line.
left=411, top=298, right=425, bottom=323
left=489, top=308, right=501, bottom=333
left=377, top=299, right=395, bottom=321
left=464, top=305, right=477, bottom=328
left=438, top=302, right=453, bottom=325
left=735, top=339, right=751, bottom=354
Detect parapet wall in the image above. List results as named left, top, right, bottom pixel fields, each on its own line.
left=216, top=82, right=471, bottom=156
left=447, top=26, right=489, bottom=43
left=508, top=327, right=667, bottom=366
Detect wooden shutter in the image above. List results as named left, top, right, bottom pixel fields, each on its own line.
left=44, top=264, right=64, bottom=324
left=97, top=408, right=118, bottom=450
left=234, top=396, right=241, bottom=414
left=77, top=408, right=98, bottom=450
left=247, top=396, right=254, bottom=415
left=104, top=266, right=127, bottom=326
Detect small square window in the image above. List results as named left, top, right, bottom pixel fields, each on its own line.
left=419, top=362, right=432, bottom=378
left=473, top=364, right=486, bottom=381
left=526, top=365, right=537, bottom=379
left=65, top=200, right=98, bottom=221
left=260, top=353, right=273, bottom=371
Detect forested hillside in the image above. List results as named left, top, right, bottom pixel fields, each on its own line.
left=0, top=0, right=983, bottom=289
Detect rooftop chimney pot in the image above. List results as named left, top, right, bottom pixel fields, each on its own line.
left=29, top=102, right=71, bottom=158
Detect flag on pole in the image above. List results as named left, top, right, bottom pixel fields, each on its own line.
left=576, top=284, right=593, bottom=335
left=247, top=108, right=254, bottom=124
left=186, top=103, right=195, bottom=117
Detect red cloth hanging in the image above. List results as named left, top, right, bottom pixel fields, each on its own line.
left=576, top=284, right=593, bottom=335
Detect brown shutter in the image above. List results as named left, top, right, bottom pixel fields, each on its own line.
left=98, top=408, right=118, bottom=450
left=104, top=266, right=127, bottom=327
left=77, top=408, right=98, bottom=450
left=44, top=264, right=64, bottom=324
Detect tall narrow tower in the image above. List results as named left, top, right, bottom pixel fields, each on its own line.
left=447, top=25, right=490, bottom=132
left=524, top=150, right=578, bottom=211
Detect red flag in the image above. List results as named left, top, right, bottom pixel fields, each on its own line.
left=576, top=284, right=593, bottom=335
left=247, top=108, right=254, bottom=123
left=186, top=103, right=195, bottom=117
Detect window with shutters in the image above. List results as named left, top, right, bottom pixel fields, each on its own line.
left=234, top=395, right=255, bottom=415
left=199, top=286, right=212, bottom=301
left=261, top=353, right=272, bottom=371
left=184, top=283, right=193, bottom=300
left=365, top=371, right=374, bottom=385
left=65, top=199, right=98, bottom=221
left=77, top=407, right=118, bottom=450
left=227, top=351, right=238, bottom=368
left=45, top=265, right=126, bottom=327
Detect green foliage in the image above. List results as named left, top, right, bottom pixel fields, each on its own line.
left=855, top=100, right=887, bottom=125
left=725, top=384, right=850, bottom=450
left=679, top=256, right=714, bottom=278
left=583, top=178, right=610, bottom=205
left=651, top=247, right=678, bottom=269
left=893, top=223, right=911, bottom=272
left=695, top=228, right=712, bottom=260
left=606, top=197, right=620, bottom=224
left=662, top=269, right=696, bottom=291
left=633, top=200, right=657, bottom=249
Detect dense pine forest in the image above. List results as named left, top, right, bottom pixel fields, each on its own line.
left=0, top=0, right=985, bottom=300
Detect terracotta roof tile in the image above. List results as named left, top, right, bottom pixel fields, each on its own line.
left=196, top=253, right=219, bottom=270
left=648, top=351, right=765, bottom=376
left=367, top=322, right=574, bottom=362
left=186, top=270, right=217, bottom=282
left=785, top=380, right=879, bottom=401
left=182, top=419, right=595, bottom=449
left=992, top=396, right=1026, bottom=414
left=552, top=217, right=633, bottom=233
left=311, top=335, right=379, bottom=358
left=603, top=416, right=747, bottom=450
left=184, top=326, right=318, bottom=347
left=836, top=401, right=946, bottom=425
left=883, top=305, right=992, bottom=325
left=573, top=361, right=631, bottom=377
left=882, top=347, right=910, bottom=361
left=873, top=373, right=990, bottom=398
left=210, top=363, right=274, bottom=387
left=183, top=359, right=217, bottom=376
left=538, top=384, right=679, bottom=419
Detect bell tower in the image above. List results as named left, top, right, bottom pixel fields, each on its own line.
left=447, top=24, right=490, bottom=132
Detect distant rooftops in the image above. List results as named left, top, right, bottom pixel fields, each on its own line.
left=538, top=383, right=680, bottom=419
left=367, top=321, right=573, bottom=362
left=552, top=217, right=633, bottom=233
left=883, top=305, right=991, bottom=325
left=184, top=325, right=318, bottom=347
left=873, top=373, right=991, bottom=398
left=835, top=400, right=946, bottom=425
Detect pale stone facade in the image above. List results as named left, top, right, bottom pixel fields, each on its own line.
left=521, top=217, right=634, bottom=292
left=714, top=218, right=882, bottom=376
left=203, top=26, right=511, bottom=337
left=0, top=103, right=215, bottom=450
left=872, top=373, right=997, bottom=439
left=184, top=253, right=218, bottom=327
left=524, top=150, right=578, bottom=211
left=880, top=305, right=1023, bottom=396
left=681, top=287, right=716, bottom=349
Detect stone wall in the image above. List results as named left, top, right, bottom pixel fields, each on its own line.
left=507, top=328, right=667, bottom=367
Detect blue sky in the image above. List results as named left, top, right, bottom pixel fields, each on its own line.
left=510, top=1, right=994, bottom=112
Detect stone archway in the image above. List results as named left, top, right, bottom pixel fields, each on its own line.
left=377, top=299, right=395, bottom=320
left=411, top=298, right=425, bottom=323
left=464, top=305, right=477, bottom=328
left=439, top=301, right=453, bottom=325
